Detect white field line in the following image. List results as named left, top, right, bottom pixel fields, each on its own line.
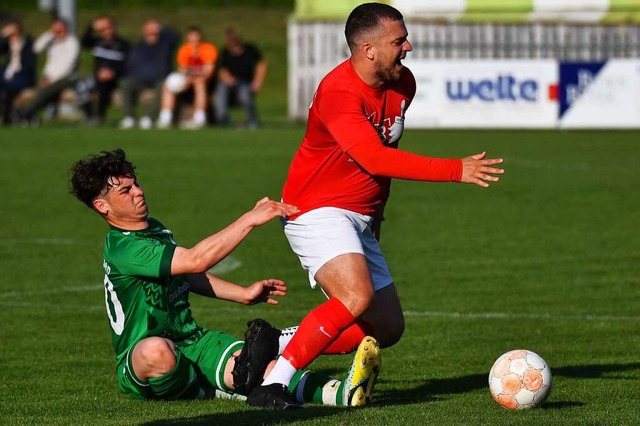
left=0, top=238, right=97, bottom=246
left=0, top=256, right=242, bottom=300
left=0, top=283, right=636, bottom=323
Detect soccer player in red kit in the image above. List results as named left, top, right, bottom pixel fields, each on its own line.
left=247, top=2, right=504, bottom=409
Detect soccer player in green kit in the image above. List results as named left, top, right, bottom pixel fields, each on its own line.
left=70, top=149, right=381, bottom=409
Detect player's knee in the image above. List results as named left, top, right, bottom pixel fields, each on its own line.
left=342, top=289, right=375, bottom=318
left=136, top=337, right=177, bottom=375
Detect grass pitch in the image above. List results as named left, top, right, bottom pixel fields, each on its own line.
left=0, top=127, right=638, bottom=425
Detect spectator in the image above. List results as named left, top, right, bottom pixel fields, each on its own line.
left=157, top=26, right=217, bottom=130
left=0, top=18, right=36, bottom=125
left=215, top=27, right=267, bottom=129
left=18, top=18, right=79, bottom=126
left=118, top=19, right=180, bottom=130
left=80, top=15, right=130, bottom=125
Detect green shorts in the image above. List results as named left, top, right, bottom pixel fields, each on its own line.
left=117, top=330, right=243, bottom=400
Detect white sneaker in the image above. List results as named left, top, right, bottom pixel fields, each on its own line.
left=139, top=116, right=153, bottom=130
left=179, top=119, right=206, bottom=130
left=119, top=116, right=136, bottom=129
left=156, top=118, right=172, bottom=129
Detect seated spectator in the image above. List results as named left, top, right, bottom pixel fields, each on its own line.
left=80, top=15, right=130, bottom=125
left=215, top=27, right=267, bottom=129
left=18, top=18, right=79, bottom=126
left=118, top=19, right=180, bottom=130
left=157, top=26, right=217, bottom=129
left=0, top=18, right=36, bottom=125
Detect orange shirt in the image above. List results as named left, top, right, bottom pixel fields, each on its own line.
left=176, top=42, right=217, bottom=76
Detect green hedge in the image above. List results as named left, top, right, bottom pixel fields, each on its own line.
left=2, top=0, right=293, bottom=11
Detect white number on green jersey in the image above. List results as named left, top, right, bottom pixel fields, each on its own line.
left=103, top=274, right=125, bottom=335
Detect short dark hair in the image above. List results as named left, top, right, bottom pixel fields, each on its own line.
left=187, top=25, right=202, bottom=35
left=70, top=149, right=136, bottom=208
left=345, top=2, right=404, bottom=50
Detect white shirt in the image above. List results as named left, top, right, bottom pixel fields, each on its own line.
left=34, top=31, right=80, bottom=82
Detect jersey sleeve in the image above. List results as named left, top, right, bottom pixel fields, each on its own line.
left=347, top=142, right=463, bottom=182
left=201, top=44, right=218, bottom=64
left=109, top=237, right=175, bottom=279
left=317, top=89, right=382, bottom=152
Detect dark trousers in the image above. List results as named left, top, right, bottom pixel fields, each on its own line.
left=83, top=78, right=118, bottom=122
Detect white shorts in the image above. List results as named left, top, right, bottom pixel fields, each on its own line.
left=282, top=207, right=394, bottom=291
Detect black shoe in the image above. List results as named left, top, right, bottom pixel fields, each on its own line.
left=247, top=383, right=302, bottom=410
left=232, top=318, right=281, bottom=395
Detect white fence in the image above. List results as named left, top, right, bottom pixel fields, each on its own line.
left=288, top=21, right=640, bottom=121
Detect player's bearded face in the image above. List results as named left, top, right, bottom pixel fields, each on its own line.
left=372, top=19, right=412, bottom=82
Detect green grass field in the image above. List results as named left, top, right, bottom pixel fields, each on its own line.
left=0, top=127, right=638, bottom=425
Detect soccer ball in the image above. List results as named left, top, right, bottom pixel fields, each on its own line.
left=488, top=349, right=552, bottom=410
left=165, top=72, right=187, bottom=93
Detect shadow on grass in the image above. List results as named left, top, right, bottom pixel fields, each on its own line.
left=377, top=361, right=640, bottom=407
left=140, top=362, right=639, bottom=424
left=140, top=405, right=343, bottom=426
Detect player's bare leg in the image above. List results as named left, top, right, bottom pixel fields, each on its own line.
left=157, top=83, right=182, bottom=128
left=315, top=253, right=375, bottom=318
left=360, top=284, right=405, bottom=348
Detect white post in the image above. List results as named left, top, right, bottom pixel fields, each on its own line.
left=56, top=0, right=77, bottom=33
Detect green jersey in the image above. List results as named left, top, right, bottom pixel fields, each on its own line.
left=101, top=218, right=204, bottom=365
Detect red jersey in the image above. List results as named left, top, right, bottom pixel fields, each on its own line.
left=283, top=59, right=461, bottom=219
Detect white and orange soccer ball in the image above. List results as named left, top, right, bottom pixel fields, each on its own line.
left=488, top=349, right=552, bottom=410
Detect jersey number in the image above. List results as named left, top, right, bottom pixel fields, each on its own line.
left=104, top=275, right=125, bottom=335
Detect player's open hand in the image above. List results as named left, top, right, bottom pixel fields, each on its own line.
left=246, top=197, right=299, bottom=227
left=460, top=152, right=504, bottom=188
left=243, top=279, right=288, bottom=305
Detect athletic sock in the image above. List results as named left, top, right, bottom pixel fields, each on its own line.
left=282, top=297, right=355, bottom=370
left=289, top=369, right=345, bottom=406
left=278, top=321, right=373, bottom=356
left=322, top=320, right=374, bottom=354
left=158, top=109, right=172, bottom=124
left=261, top=356, right=298, bottom=387
left=260, top=298, right=355, bottom=388
left=147, top=351, right=207, bottom=400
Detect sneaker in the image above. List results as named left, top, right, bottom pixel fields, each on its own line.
left=156, top=117, right=172, bottom=129
left=179, top=119, right=206, bottom=130
left=139, top=116, right=153, bottom=130
left=246, top=383, right=301, bottom=410
left=232, top=318, right=281, bottom=395
left=344, top=336, right=381, bottom=407
left=119, top=116, right=135, bottom=129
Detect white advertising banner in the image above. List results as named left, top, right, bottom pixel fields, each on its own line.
left=559, top=60, right=640, bottom=128
left=404, top=60, right=559, bottom=128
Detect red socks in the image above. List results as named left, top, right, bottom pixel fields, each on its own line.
left=322, top=320, right=374, bottom=354
left=282, top=297, right=355, bottom=370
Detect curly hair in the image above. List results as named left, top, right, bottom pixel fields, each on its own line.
left=70, top=149, right=136, bottom=208
left=345, top=2, right=403, bottom=51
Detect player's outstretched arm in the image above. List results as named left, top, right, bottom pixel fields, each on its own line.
left=171, top=197, right=298, bottom=276
left=460, top=152, right=504, bottom=188
left=188, top=272, right=287, bottom=305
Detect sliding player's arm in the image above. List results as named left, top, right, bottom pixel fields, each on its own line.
left=187, top=272, right=287, bottom=305
left=170, top=197, right=298, bottom=276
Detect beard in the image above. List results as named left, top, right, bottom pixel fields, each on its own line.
left=374, top=57, right=402, bottom=82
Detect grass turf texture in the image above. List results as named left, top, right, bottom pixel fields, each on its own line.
left=0, top=127, right=638, bottom=425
